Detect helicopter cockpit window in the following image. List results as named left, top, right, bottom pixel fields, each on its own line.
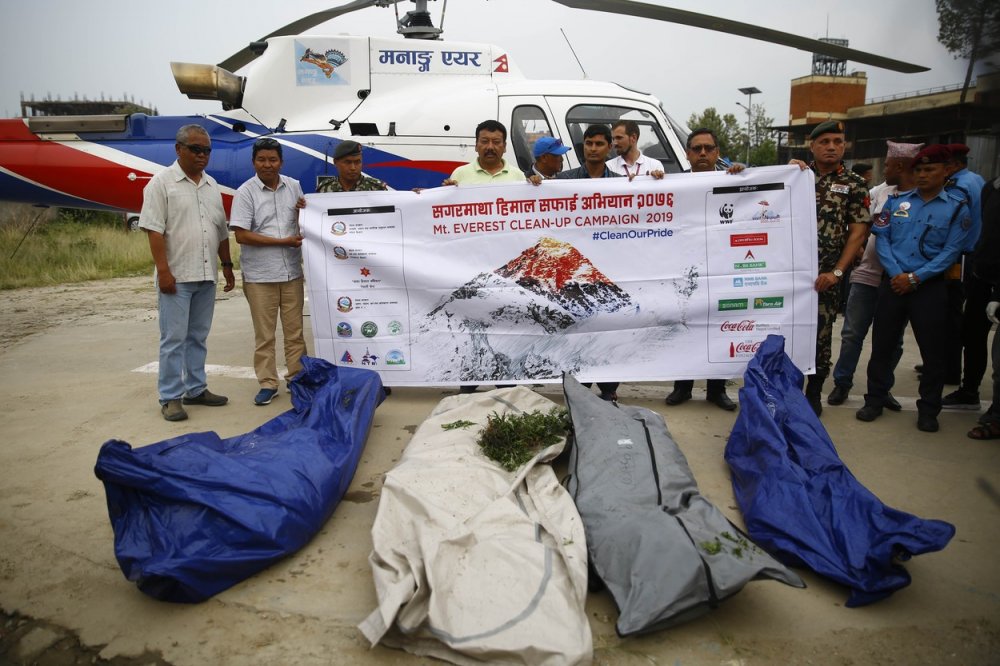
left=509, top=106, right=554, bottom=174
left=565, top=105, right=681, bottom=173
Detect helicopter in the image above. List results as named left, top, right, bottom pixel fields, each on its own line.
left=0, top=0, right=928, bottom=218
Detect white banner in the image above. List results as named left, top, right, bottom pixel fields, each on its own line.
left=301, top=165, right=817, bottom=386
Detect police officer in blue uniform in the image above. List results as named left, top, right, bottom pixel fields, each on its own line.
left=857, top=145, right=974, bottom=432
left=940, top=143, right=988, bottom=405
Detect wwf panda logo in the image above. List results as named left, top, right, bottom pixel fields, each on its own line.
left=719, top=203, right=734, bottom=223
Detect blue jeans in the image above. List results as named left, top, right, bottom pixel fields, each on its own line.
left=832, top=283, right=903, bottom=389
left=157, top=281, right=216, bottom=402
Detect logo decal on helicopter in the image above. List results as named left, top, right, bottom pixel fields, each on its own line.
left=296, top=43, right=349, bottom=85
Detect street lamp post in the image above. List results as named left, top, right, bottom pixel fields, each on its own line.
left=737, top=86, right=761, bottom=165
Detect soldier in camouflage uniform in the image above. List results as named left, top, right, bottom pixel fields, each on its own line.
left=316, top=140, right=389, bottom=193
left=791, top=120, right=871, bottom=415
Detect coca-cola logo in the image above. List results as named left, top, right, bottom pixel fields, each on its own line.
left=735, top=341, right=762, bottom=354
left=720, top=320, right=756, bottom=332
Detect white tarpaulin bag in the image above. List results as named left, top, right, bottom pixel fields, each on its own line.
left=359, top=387, right=592, bottom=665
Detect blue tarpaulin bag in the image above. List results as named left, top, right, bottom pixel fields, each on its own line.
left=725, top=335, right=955, bottom=607
left=94, top=357, right=383, bottom=603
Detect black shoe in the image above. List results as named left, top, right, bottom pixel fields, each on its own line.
left=599, top=391, right=618, bottom=403
left=856, top=404, right=883, bottom=422
left=884, top=393, right=902, bottom=412
left=707, top=392, right=737, bottom=411
left=827, top=384, right=850, bottom=406
left=917, top=413, right=939, bottom=432
left=459, top=385, right=478, bottom=394
left=383, top=386, right=392, bottom=396
left=942, top=388, right=980, bottom=410
left=664, top=388, right=692, bottom=406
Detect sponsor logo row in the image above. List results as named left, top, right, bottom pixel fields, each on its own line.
left=717, top=296, right=785, bottom=312
left=336, top=319, right=405, bottom=338
left=718, top=200, right=782, bottom=225
left=338, top=346, right=407, bottom=367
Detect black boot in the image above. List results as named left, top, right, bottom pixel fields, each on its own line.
left=805, top=375, right=824, bottom=416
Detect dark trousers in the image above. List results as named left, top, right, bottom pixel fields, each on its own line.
left=945, top=279, right=964, bottom=382
left=865, top=278, right=948, bottom=415
left=673, top=379, right=727, bottom=395
left=960, top=275, right=994, bottom=393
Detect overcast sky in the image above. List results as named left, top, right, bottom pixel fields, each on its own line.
left=1, top=0, right=977, bottom=128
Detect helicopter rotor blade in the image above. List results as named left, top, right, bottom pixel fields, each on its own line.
left=553, top=0, right=930, bottom=74
left=218, top=0, right=403, bottom=72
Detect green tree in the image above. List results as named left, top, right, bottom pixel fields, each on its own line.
left=936, top=0, right=1000, bottom=103
left=687, top=108, right=742, bottom=162
left=747, top=104, right=777, bottom=166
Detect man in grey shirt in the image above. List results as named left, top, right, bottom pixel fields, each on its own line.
left=230, top=138, right=307, bottom=406
left=139, top=124, right=235, bottom=421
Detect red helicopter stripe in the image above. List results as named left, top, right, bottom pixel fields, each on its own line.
left=0, top=131, right=233, bottom=214
left=365, top=160, right=465, bottom=175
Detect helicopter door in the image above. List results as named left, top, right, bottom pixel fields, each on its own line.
left=545, top=100, right=685, bottom=174
left=498, top=100, right=559, bottom=175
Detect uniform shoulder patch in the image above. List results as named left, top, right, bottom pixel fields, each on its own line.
left=962, top=216, right=973, bottom=230
left=946, top=189, right=968, bottom=204
left=874, top=210, right=891, bottom=228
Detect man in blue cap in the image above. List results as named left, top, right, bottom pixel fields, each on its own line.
left=857, top=144, right=974, bottom=432
left=526, top=136, right=570, bottom=180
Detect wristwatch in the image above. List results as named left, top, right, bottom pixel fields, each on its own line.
left=221, top=261, right=234, bottom=268
left=832, top=268, right=844, bottom=279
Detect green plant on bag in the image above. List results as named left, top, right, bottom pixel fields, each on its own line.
left=476, top=408, right=570, bottom=472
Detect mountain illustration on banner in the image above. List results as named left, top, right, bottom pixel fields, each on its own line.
left=414, top=236, right=697, bottom=382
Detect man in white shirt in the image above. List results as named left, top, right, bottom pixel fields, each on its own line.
left=139, top=124, right=235, bottom=421
left=230, top=138, right=307, bottom=406
left=606, top=119, right=664, bottom=179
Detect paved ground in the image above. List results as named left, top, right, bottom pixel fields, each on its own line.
left=0, top=277, right=998, bottom=665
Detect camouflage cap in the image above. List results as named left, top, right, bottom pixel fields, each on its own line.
left=809, top=120, right=845, bottom=140
left=333, top=140, right=362, bottom=160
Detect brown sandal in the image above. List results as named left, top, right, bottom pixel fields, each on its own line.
left=967, top=422, right=1000, bottom=440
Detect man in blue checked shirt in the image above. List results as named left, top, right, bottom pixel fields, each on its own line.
left=230, top=138, right=307, bottom=407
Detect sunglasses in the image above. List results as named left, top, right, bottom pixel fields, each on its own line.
left=179, top=142, right=212, bottom=155
left=254, top=138, right=280, bottom=149
left=690, top=144, right=718, bottom=153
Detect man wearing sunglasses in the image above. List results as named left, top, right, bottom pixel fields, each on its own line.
left=139, top=124, right=235, bottom=422
left=664, top=128, right=743, bottom=412
left=230, top=138, right=307, bottom=406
